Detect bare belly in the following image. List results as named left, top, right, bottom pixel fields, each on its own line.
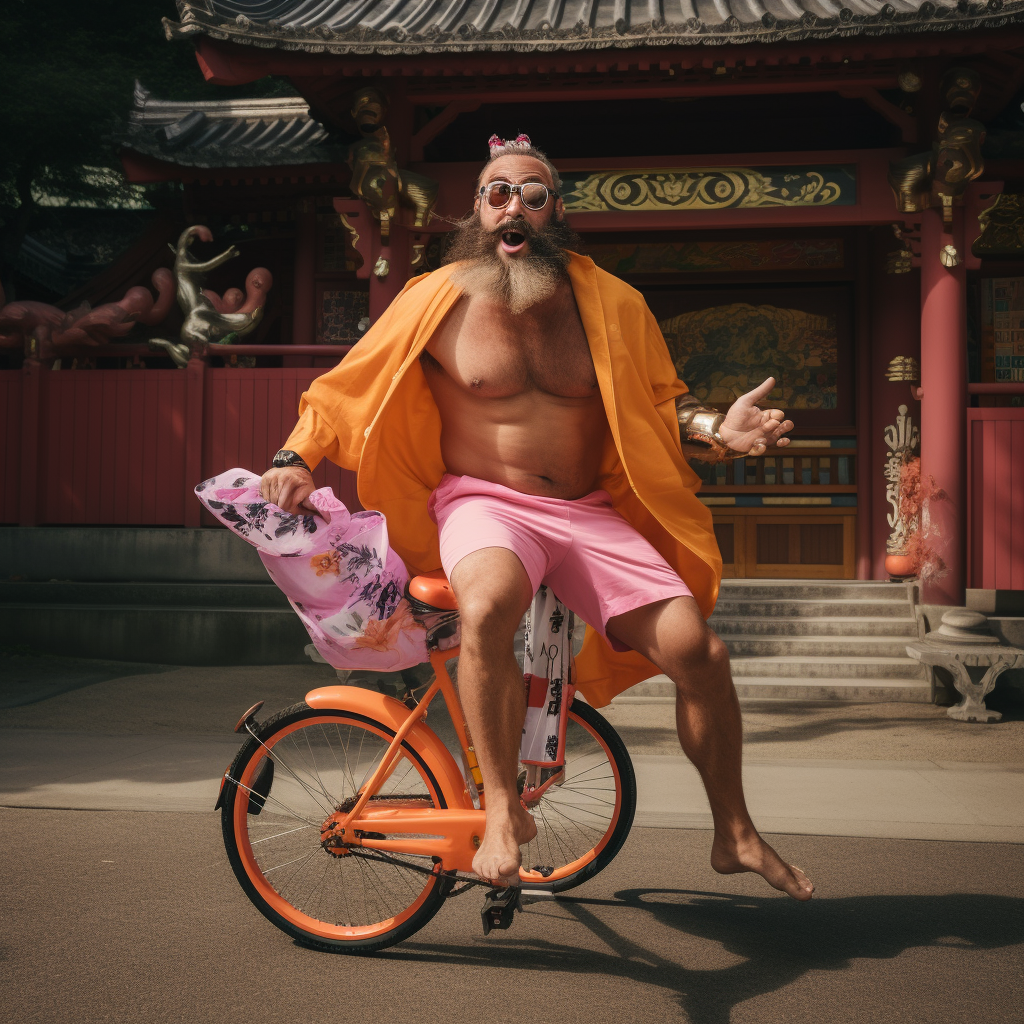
left=427, top=374, right=608, bottom=499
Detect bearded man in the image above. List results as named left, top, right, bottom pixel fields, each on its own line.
left=261, top=135, right=814, bottom=900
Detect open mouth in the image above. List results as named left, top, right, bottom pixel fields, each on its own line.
left=499, top=229, right=528, bottom=255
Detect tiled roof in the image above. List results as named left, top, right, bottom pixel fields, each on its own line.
left=118, top=81, right=348, bottom=168
left=164, top=0, right=1024, bottom=55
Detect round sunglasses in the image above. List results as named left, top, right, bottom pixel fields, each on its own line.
left=478, top=180, right=559, bottom=211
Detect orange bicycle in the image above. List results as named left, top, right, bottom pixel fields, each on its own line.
left=217, top=572, right=637, bottom=953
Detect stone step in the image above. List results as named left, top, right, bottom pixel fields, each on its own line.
left=730, top=655, right=929, bottom=680
left=709, top=616, right=920, bottom=638
left=713, top=598, right=915, bottom=619
left=0, top=604, right=310, bottom=665
left=721, top=636, right=919, bottom=658
left=717, top=580, right=914, bottom=602
left=620, top=675, right=934, bottom=703
left=0, top=580, right=288, bottom=609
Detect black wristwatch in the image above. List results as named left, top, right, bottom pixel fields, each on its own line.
left=271, top=449, right=311, bottom=472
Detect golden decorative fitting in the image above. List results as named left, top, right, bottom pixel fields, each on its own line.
left=940, top=192, right=955, bottom=226
left=886, top=356, right=920, bottom=383
left=939, top=244, right=961, bottom=268
left=373, top=256, right=390, bottom=279
left=898, top=70, right=922, bottom=93
left=886, top=249, right=914, bottom=274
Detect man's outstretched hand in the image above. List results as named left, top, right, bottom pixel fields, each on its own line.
left=260, top=466, right=331, bottom=524
left=718, top=377, right=794, bottom=457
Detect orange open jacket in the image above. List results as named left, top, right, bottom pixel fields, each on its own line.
left=285, top=253, right=722, bottom=707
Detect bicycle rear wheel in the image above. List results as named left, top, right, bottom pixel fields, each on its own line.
left=221, top=702, right=448, bottom=954
left=519, top=699, right=636, bottom=893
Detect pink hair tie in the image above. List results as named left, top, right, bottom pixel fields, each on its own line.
left=486, top=133, right=533, bottom=156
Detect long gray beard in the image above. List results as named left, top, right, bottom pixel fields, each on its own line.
left=445, top=216, right=576, bottom=316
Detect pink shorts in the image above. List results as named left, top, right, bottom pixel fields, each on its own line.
left=429, top=474, right=692, bottom=652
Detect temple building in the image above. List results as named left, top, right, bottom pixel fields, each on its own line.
left=3, top=0, right=1024, bottom=621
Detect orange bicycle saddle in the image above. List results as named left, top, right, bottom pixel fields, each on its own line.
left=407, top=569, right=458, bottom=610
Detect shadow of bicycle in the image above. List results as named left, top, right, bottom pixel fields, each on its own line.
left=383, top=888, right=1024, bottom=1023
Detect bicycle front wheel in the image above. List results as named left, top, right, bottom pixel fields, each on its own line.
left=221, top=702, right=448, bottom=954
left=519, top=698, right=636, bottom=892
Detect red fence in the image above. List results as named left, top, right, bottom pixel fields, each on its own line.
left=968, top=408, right=1024, bottom=590
left=1, top=371, right=21, bottom=523
left=1, top=362, right=358, bottom=527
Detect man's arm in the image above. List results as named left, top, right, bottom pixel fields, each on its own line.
left=260, top=406, right=342, bottom=519
left=676, top=377, right=794, bottom=462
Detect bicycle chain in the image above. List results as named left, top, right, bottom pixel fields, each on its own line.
left=342, top=847, right=502, bottom=897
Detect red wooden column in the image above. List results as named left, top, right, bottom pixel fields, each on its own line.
left=369, top=83, right=415, bottom=323
left=919, top=206, right=967, bottom=605
left=368, top=225, right=411, bottom=322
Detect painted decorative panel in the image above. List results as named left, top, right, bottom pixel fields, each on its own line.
left=561, top=166, right=856, bottom=213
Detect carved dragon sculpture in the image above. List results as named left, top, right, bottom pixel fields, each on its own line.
left=149, top=225, right=273, bottom=367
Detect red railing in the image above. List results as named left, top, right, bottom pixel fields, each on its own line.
left=1, top=360, right=359, bottom=526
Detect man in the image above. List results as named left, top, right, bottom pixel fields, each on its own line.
left=262, top=135, right=814, bottom=900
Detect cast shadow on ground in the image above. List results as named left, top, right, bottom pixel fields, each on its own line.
left=379, top=889, right=1024, bottom=1024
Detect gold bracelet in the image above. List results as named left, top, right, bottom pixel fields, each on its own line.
left=676, top=395, right=748, bottom=464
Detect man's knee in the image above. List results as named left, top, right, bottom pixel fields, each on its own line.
left=457, top=587, right=527, bottom=647
left=665, top=627, right=731, bottom=692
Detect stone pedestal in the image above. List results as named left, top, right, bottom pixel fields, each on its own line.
left=906, top=610, right=1024, bottom=723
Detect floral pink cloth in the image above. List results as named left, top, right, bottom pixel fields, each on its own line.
left=195, top=469, right=428, bottom=671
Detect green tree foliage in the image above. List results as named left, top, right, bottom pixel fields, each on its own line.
left=0, top=0, right=288, bottom=294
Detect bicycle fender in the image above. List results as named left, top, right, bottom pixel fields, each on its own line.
left=304, top=685, right=474, bottom=810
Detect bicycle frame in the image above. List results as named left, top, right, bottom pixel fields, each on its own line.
left=303, top=646, right=488, bottom=875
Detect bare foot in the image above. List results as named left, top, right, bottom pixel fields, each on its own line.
left=710, top=831, right=814, bottom=901
left=472, top=804, right=538, bottom=885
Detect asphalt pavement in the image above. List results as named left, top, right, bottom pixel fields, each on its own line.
left=1, top=654, right=1023, bottom=1023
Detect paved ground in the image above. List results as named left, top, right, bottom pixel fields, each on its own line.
left=2, top=655, right=1023, bottom=1022
left=1, top=809, right=1022, bottom=1024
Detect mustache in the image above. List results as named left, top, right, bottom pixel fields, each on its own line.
left=493, top=218, right=534, bottom=238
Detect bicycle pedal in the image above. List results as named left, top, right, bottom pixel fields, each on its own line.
left=480, top=886, right=520, bottom=936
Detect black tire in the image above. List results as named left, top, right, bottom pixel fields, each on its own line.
left=518, top=698, right=636, bottom=894
left=221, top=701, right=449, bottom=954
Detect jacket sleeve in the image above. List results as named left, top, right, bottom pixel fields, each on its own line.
left=283, top=406, right=347, bottom=472
left=641, top=305, right=689, bottom=408
left=281, top=272, right=433, bottom=471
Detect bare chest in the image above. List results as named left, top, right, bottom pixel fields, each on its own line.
left=425, top=292, right=597, bottom=400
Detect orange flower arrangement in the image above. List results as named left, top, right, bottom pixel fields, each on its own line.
left=898, top=458, right=948, bottom=581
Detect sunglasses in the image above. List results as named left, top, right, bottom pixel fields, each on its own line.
left=478, top=180, right=558, bottom=211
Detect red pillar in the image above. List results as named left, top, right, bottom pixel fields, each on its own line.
left=919, top=206, right=967, bottom=605
left=368, top=224, right=410, bottom=322
left=855, top=236, right=873, bottom=579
